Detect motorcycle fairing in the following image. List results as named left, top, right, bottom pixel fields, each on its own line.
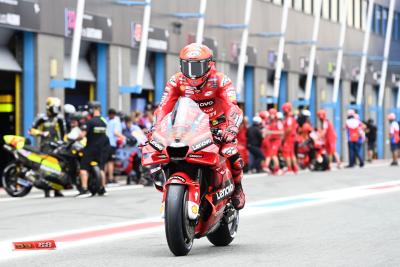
left=4, top=135, right=25, bottom=149
left=163, top=172, right=200, bottom=220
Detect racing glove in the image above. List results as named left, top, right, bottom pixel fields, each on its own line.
left=222, top=126, right=239, bottom=143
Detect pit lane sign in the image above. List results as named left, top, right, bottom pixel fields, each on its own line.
left=0, top=0, right=40, bottom=31
left=131, top=22, right=169, bottom=52
left=65, top=8, right=112, bottom=43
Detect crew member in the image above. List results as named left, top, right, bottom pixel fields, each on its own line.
left=388, top=113, right=399, bottom=166
left=264, top=108, right=283, bottom=174
left=282, top=103, right=299, bottom=173
left=76, top=102, right=109, bottom=198
left=317, top=109, right=341, bottom=169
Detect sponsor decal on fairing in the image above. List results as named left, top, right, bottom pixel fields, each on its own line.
left=191, top=138, right=212, bottom=152
left=149, top=139, right=164, bottom=152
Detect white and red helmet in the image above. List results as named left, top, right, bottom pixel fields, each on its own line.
left=179, top=43, right=213, bottom=87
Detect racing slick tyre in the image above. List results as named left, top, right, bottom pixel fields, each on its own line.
left=165, top=184, right=195, bottom=256
left=88, top=165, right=101, bottom=196
left=207, top=209, right=239, bottom=246
left=1, top=164, right=32, bottom=197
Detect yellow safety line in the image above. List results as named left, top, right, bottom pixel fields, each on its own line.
left=15, top=74, right=20, bottom=135
left=89, top=83, right=95, bottom=101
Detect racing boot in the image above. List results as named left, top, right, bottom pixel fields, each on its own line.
left=231, top=183, right=245, bottom=210
left=229, top=154, right=246, bottom=210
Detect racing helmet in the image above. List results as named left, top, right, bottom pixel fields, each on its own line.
left=317, top=109, right=327, bottom=120
left=46, top=97, right=61, bottom=116
left=179, top=43, right=213, bottom=87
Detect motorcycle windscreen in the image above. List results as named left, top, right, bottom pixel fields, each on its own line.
left=163, top=97, right=211, bottom=146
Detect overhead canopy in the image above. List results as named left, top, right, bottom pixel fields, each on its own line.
left=130, top=64, right=154, bottom=90
left=0, top=46, right=22, bottom=72
left=63, top=56, right=96, bottom=82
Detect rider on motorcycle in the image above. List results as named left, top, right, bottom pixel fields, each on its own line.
left=29, top=97, right=66, bottom=153
left=151, top=43, right=245, bottom=210
left=29, top=97, right=66, bottom=197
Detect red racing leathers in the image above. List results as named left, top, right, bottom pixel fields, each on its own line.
left=282, top=115, right=298, bottom=158
left=153, top=66, right=244, bottom=184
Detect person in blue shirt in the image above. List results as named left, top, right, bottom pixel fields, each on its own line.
left=105, top=108, right=125, bottom=184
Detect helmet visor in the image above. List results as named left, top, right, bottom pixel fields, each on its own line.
left=180, top=59, right=210, bottom=79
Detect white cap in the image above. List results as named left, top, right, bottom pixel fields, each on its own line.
left=253, top=116, right=262, bottom=124
left=302, top=109, right=311, bottom=117
left=64, top=104, right=76, bottom=114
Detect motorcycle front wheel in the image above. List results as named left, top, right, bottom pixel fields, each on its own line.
left=1, top=163, right=32, bottom=197
left=165, top=184, right=195, bottom=256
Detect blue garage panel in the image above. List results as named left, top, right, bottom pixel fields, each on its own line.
left=310, top=77, right=316, bottom=125
left=23, top=32, right=35, bottom=139
left=278, top=72, right=287, bottom=109
left=244, top=66, right=254, bottom=123
left=155, top=52, right=165, bottom=104
left=334, top=85, right=342, bottom=155
left=97, top=43, right=107, bottom=117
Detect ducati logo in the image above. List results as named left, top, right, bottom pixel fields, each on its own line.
left=191, top=138, right=212, bottom=152
left=204, top=91, right=214, bottom=97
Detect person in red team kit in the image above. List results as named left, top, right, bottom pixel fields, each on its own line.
left=317, top=109, right=341, bottom=168
left=281, top=103, right=299, bottom=173
left=152, top=43, right=245, bottom=210
left=264, top=108, right=284, bottom=174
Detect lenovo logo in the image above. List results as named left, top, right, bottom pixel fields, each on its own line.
left=191, top=138, right=212, bottom=152
left=149, top=139, right=164, bottom=152
left=216, top=184, right=234, bottom=200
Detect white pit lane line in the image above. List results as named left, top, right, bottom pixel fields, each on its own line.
left=0, top=184, right=144, bottom=202
left=1, top=179, right=400, bottom=262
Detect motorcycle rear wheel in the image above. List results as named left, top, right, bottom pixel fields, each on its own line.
left=88, top=165, right=102, bottom=195
left=1, top=164, right=32, bottom=197
left=165, top=184, right=195, bottom=256
left=207, top=209, right=239, bottom=246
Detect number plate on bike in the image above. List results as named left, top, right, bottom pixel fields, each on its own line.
left=13, top=240, right=56, bottom=250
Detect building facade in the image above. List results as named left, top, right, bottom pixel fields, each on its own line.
left=0, top=0, right=399, bottom=160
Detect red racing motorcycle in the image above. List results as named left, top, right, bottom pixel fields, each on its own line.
left=142, top=97, right=239, bottom=256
